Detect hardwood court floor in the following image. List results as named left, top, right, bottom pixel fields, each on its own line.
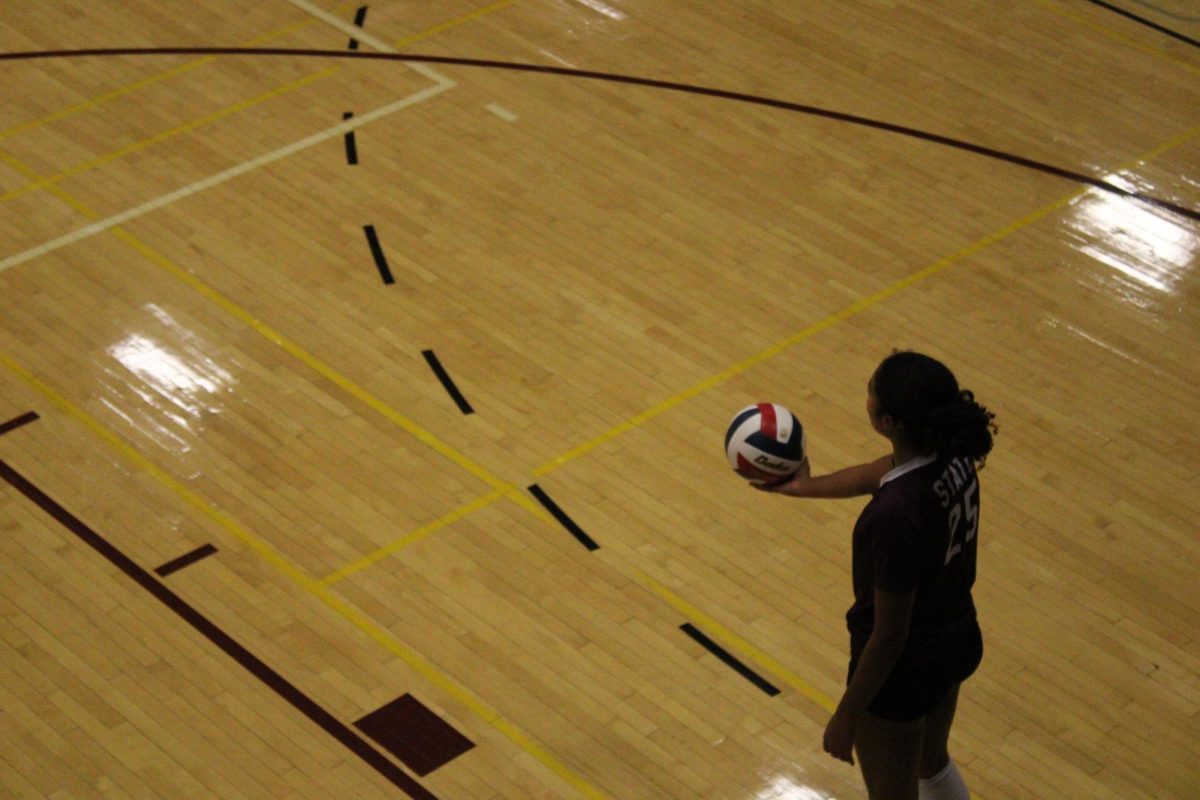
left=1, top=1, right=1198, bottom=798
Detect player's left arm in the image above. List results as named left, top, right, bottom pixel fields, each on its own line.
left=756, top=454, right=892, bottom=498
left=823, top=587, right=915, bottom=763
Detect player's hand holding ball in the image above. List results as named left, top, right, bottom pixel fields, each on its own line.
left=753, top=454, right=811, bottom=495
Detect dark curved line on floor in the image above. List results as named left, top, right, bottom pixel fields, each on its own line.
left=1126, top=0, right=1200, bottom=23
left=1082, top=0, right=1200, bottom=47
left=2, top=46, right=1197, bottom=222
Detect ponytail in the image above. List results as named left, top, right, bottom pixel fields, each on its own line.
left=927, top=389, right=997, bottom=468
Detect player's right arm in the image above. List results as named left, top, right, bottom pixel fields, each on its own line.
left=756, top=455, right=891, bottom=498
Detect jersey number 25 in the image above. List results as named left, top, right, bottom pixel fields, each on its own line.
left=945, top=478, right=980, bottom=565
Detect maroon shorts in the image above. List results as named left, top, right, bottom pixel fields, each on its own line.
left=847, top=618, right=983, bottom=722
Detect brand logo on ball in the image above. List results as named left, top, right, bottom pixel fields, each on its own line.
left=755, top=455, right=789, bottom=471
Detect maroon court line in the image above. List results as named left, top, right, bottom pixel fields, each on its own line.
left=0, top=47, right=1195, bottom=222
left=0, top=459, right=439, bottom=800
left=0, top=411, right=40, bottom=437
left=154, top=542, right=218, bottom=577
left=1082, top=0, right=1200, bottom=48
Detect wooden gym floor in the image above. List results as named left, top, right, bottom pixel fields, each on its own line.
left=1, top=1, right=1197, bottom=798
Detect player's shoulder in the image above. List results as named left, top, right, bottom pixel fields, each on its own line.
left=870, top=458, right=946, bottom=521
left=863, top=481, right=925, bottom=533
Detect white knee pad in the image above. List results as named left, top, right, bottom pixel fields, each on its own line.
left=918, top=759, right=970, bottom=800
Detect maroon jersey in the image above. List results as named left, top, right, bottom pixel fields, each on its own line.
left=847, top=455, right=979, bottom=666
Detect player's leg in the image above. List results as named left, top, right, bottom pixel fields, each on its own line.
left=917, top=683, right=970, bottom=800
left=919, top=619, right=983, bottom=797
left=919, top=682, right=958, bottom=778
left=854, top=712, right=922, bottom=800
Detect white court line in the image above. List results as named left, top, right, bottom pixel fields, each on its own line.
left=485, top=103, right=519, bottom=122
left=281, top=0, right=455, bottom=85
left=0, top=81, right=452, bottom=274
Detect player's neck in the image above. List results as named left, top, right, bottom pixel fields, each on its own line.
left=890, top=439, right=927, bottom=468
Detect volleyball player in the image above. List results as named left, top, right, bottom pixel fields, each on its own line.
left=760, top=350, right=997, bottom=800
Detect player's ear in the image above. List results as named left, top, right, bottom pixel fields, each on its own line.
left=877, top=413, right=899, bottom=436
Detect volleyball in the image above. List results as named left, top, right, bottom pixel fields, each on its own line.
left=724, top=403, right=806, bottom=482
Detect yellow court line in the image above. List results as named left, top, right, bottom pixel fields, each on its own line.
left=395, top=0, right=521, bottom=44
left=322, top=487, right=508, bottom=584
left=1031, top=0, right=1199, bottom=72
left=532, top=202, right=1073, bottom=477
left=1131, top=118, right=1200, bottom=161
left=0, top=353, right=610, bottom=800
left=0, top=67, right=339, bottom=203
left=0, top=0, right=360, bottom=144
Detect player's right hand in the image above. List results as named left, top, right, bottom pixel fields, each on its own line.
left=753, top=457, right=812, bottom=496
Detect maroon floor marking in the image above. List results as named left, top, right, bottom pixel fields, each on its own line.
left=0, top=459, right=439, bottom=800
left=154, top=542, right=218, bottom=577
left=1083, top=0, right=1199, bottom=48
left=355, top=694, right=475, bottom=776
left=0, top=411, right=39, bottom=437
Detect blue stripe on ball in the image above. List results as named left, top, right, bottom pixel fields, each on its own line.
left=724, top=406, right=760, bottom=450
left=745, top=424, right=805, bottom=460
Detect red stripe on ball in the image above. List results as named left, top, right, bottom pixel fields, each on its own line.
left=756, top=403, right=777, bottom=441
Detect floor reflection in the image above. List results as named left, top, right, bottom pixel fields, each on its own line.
left=754, top=773, right=840, bottom=800
left=104, top=303, right=234, bottom=451
left=1066, top=179, right=1198, bottom=300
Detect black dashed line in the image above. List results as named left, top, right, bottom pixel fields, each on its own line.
left=363, top=225, right=395, bottom=284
